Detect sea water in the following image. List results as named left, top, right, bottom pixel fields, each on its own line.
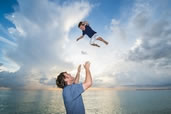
left=0, top=89, right=171, bottom=114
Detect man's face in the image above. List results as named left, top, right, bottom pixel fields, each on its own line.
left=79, top=24, right=85, bottom=30
left=64, top=72, right=74, bottom=84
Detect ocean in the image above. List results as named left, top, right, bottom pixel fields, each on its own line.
left=0, top=89, right=171, bottom=114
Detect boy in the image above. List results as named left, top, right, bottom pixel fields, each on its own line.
left=76, top=21, right=109, bottom=47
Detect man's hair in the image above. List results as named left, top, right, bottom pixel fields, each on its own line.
left=78, top=21, right=83, bottom=28
left=56, top=72, right=66, bottom=89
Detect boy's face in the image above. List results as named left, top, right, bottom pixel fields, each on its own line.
left=79, top=24, right=85, bottom=30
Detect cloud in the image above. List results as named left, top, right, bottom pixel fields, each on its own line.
left=81, top=50, right=88, bottom=55
left=0, top=0, right=91, bottom=89
left=93, top=0, right=171, bottom=86
left=127, top=1, right=171, bottom=69
left=1, top=0, right=171, bottom=88
left=39, top=77, right=56, bottom=86
left=0, top=63, right=3, bottom=66
left=0, top=36, right=16, bottom=46
left=0, top=63, right=2, bottom=71
left=65, top=2, right=171, bottom=86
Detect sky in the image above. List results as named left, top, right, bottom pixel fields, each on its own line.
left=0, top=0, right=171, bottom=89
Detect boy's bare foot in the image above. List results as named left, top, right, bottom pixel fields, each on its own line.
left=104, top=41, right=109, bottom=45
left=91, top=44, right=100, bottom=48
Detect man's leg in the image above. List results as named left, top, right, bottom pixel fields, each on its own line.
left=96, top=37, right=109, bottom=45
left=91, top=43, right=100, bottom=47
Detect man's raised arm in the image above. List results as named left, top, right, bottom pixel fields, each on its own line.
left=74, top=64, right=81, bottom=84
left=83, top=61, right=92, bottom=90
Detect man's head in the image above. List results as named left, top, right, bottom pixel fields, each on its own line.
left=78, top=21, right=85, bottom=30
left=56, top=72, right=74, bottom=88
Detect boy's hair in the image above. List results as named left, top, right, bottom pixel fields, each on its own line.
left=78, top=21, right=83, bottom=28
left=56, top=72, right=67, bottom=89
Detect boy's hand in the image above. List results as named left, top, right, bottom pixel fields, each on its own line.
left=76, top=35, right=84, bottom=41
left=76, top=38, right=80, bottom=41
left=84, top=61, right=90, bottom=70
left=83, top=21, right=89, bottom=26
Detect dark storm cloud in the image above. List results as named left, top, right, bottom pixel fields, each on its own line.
left=39, top=77, right=56, bottom=86
left=128, top=4, right=171, bottom=68
left=0, top=63, right=3, bottom=66
left=0, top=71, right=25, bottom=88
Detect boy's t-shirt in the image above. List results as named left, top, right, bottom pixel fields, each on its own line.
left=82, top=25, right=96, bottom=38
left=63, top=83, right=85, bottom=114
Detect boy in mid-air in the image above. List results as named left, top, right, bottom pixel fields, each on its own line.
left=76, top=21, right=109, bottom=47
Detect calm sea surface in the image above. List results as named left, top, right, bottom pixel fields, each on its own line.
left=0, top=89, right=171, bottom=114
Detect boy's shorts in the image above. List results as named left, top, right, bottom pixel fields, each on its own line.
left=90, top=33, right=99, bottom=45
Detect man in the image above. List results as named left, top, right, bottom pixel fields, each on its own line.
left=56, top=61, right=92, bottom=114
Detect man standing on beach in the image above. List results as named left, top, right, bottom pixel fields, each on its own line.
left=56, top=61, right=92, bottom=114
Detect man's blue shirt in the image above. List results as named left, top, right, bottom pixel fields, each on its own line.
left=82, top=25, right=96, bottom=38
left=63, top=83, right=85, bottom=114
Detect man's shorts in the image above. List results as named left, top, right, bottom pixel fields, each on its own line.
left=90, top=33, right=99, bottom=45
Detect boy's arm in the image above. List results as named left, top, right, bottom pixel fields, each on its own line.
left=74, top=65, right=81, bottom=84
left=83, top=21, right=89, bottom=26
left=83, top=61, right=92, bottom=90
left=76, top=35, right=84, bottom=41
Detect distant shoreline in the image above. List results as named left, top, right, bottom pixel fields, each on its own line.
left=1, top=87, right=171, bottom=91
left=135, top=88, right=171, bottom=91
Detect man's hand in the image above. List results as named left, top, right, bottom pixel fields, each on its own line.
left=83, top=61, right=92, bottom=90
left=84, top=61, right=90, bottom=70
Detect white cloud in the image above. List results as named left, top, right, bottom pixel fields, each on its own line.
left=93, top=0, right=171, bottom=86
left=127, top=1, right=171, bottom=66
left=0, top=0, right=91, bottom=89
left=0, top=36, right=16, bottom=47
left=1, top=0, right=171, bottom=88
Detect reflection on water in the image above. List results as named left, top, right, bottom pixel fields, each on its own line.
left=0, top=89, right=171, bottom=114
left=83, top=90, right=121, bottom=114
left=0, top=90, right=65, bottom=114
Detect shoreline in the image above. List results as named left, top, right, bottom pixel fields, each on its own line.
left=1, top=87, right=171, bottom=91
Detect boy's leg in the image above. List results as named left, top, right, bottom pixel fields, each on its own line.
left=91, top=43, right=100, bottom=47
left=90, top=35, right=100, bottom=47
left=96, top=37, right=108, bottom=45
